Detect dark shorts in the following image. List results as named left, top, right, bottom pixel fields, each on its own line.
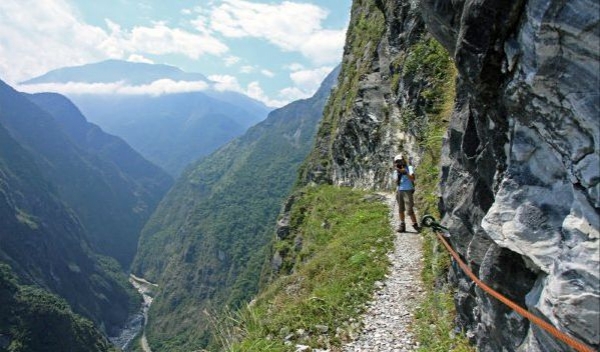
left=396, top=190, right=415, bottom=215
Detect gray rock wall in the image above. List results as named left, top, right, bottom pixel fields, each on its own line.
left=421, top=0, right=599, bottom=350
left=301, top=0, right=429, bottom=189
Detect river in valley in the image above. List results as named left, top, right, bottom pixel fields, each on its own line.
left=109, top=275, right=157, bottom=352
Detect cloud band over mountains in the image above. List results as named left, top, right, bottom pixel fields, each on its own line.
left=17, top=63, right=334, bottom=108
left=17, top=79, right=211, bottom=97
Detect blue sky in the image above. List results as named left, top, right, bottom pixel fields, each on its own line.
left=0, top=0, right=351, bottom=107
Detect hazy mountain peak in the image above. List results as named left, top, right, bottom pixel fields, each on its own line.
left=21, top=59, right=209, bottom=85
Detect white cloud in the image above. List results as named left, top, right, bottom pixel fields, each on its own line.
left=207, top=66, right=333, bottom=107
left=17, top=79, right=209, bottom=96
left=239, top=66, right=274, bottom=77
left=246, top=81, right=268, bottom=101
left=0, top=0, right=108, bottom=84
left=0, top=0, right=345, bottom=108
left=208, top=74, right=287, bottom=107
left=127, top=54, right=154, bottom=64
left=290, top=66, right=333, bottom=92
left=240, top=65, right=255, bottom=73
left=208, top=74, right=243, bottom=92
left=268, top=66, right=333, bottom=106
left=245, top=81, right=288, bottom=107
left=209, top=0, right=326, bottom=43
left=189, top=13, right=213, bottom=35
left=17, top=81, right=123, bottom=95
left=299, top=29, right=346, bottom=65
left=261, top=69, right=275, bottom=78
left=223, top=55, right=241, bottom=66
left=278, top=86, right=312, bottom=102
left=119, top=79, right=209, bottom=95
left=203, top=0, right=345, bottom=64
left=100, top=20, right=228, bottom=59
left=285, top=63, right=305, bottom=72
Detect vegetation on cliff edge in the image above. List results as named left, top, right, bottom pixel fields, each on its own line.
left=226, top=185, right=392, bottom=351
left=0, top=264, right=117, bottom=352
left=407, top=37, right=473, bottom=351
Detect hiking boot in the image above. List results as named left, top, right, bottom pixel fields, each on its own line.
left=413, top=223, right=421, bottom=233
left=397, top=222, right=406, bottom=232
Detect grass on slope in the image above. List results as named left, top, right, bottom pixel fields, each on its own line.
left=225, top=185, right=393, bottom=351
left=409, top=37, right=474, bottom=352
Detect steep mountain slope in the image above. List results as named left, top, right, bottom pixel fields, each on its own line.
left=70, top=92, right=266, bottom=176
left=254, top=0, right=461, bottom=349
left=22, top=59, right=209, bottom=85
left=0, top=81, right=172, bottom=268
left=22, top=60, right=271, bottom=176
left=0, top=118, right=136, bottom=346
left=130, top=66, right=340, bottom=351
left=229, top=186, right=395, bottom=351
left=27, top=92, right=173, bottom=220
left=0, top=265, right=118, bottom=352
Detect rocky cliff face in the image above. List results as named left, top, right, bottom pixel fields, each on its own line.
left=301, top=0, right=431, bottom=189
left=303, top=0, right=598, bottom=350
left=420, top=0, right=599, bottom=350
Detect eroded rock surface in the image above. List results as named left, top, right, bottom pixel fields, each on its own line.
left=421, top=0, right=599, bottom=350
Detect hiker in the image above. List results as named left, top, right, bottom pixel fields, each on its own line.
left=394, top=154, right=420, bottom=232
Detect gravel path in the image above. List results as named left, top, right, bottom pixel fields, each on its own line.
left=342, top=193, right=424, bottom=352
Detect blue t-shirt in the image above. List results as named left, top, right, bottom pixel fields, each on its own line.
left=397, top=165, right=415, bottom=191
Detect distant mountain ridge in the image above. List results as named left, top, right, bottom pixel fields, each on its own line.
left=21, top=60, right=272, bottom=176
left=70, top=91, right=268, bottom=176
left=21, top=59, right=209, bottom=85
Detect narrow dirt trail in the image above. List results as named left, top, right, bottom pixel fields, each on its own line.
left=342, top=193, right=424, bottom=351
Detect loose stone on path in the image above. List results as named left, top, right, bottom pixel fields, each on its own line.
left=342, top=193, right=424, bottom=352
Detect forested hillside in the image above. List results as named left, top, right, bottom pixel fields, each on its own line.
left=27, top=92, right=173, bottom=267
left=0, top=81, right=172, bottom=268
left=130, top=67, right=340, bottom=351
left=0, top=101, right=137, bottom=349
left=0, top=265, right=117, bottom=352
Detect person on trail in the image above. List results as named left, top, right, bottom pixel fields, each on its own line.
left=393, top=154, right=420, bottom=233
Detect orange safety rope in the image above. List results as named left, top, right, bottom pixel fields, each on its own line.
left=432, top=230, right=595, bottom=352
